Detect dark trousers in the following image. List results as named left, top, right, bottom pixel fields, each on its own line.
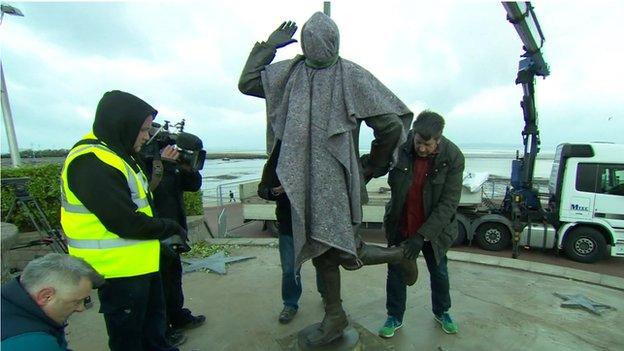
left=161, top=252, right=192, bottom=327
left=278, top=233, right=325, bottom=309
left=98, top=272, right=176, bottom=351
left=386, top=241, right=451, bottom=322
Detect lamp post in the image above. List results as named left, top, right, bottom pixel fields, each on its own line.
left=1, top=3, right=24, bottom=167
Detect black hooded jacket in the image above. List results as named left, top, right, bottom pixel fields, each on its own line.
left=1, top=277, right=68, bottom=349
left=257, top=140, right=292, bottom=234
left=66, top=90, right=184, bottom=240
left=144, top=160, right=202, bottom=231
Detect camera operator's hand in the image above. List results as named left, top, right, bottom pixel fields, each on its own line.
left=267, top=21, right=298, bottom=49
left=161, top=145, right=180, bottom=163
left=162, top=234, right=191, bottom=254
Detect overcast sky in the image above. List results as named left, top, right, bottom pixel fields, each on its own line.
left=1, top=0, right=622, bottom=153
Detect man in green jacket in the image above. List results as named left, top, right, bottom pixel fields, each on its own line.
left=379, top=111, right=465, bottom=338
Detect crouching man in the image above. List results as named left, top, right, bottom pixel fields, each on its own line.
left=1, top=253, right=104, bottom=350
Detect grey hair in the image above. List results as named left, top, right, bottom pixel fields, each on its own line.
left=20, top=253, right=105, bottom=293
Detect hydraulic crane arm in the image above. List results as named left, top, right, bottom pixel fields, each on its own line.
left=503, top=1, right=550, bottom=191
left=502, top=2, right=550, bottom=258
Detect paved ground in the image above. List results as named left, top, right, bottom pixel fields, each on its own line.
left=66, top=246, right=624, bottom=351
left=4, top=204, right=623, bottom=350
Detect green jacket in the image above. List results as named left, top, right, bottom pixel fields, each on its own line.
left=384, top=132, right=465, bottom=263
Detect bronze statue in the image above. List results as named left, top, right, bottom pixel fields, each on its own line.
left=239, top=12, right=417, bottom=346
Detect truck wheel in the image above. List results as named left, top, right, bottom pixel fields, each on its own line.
left=266, top=221, right=280, bottom=238
left=452, top=222, right=467, bottom=247
left=563, top=227, right=607, bottom=263
left=475, top=222, right=510, bottom=251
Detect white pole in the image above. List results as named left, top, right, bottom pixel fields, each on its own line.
left=1, top=60, right=21, bottom=167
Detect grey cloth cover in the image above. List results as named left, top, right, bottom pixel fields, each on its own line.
left=261, top=12, right=412, bottom=266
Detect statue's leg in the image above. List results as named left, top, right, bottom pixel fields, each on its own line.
left=336, top=234, right=418, bottom=286
left=306, top=249, right=348, bottom=346
left=358, top=242, right=418, bottom=286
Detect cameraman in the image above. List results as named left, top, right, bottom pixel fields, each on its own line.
left=143, top=144, right=206, bottom=346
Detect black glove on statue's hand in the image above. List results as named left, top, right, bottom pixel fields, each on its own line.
left=403, top=235, right=425, bottom=260
left=267, top=21, right=298, bottom=48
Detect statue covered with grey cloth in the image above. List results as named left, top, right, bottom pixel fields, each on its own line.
left=239, top=12, right=418, bottom=346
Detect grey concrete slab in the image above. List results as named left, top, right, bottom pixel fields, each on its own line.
left=66, top=246, right=624, bottom=351
left=600, top=275, right=624, bottom=290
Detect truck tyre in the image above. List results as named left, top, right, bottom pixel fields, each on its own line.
left=563, top=226, right=607, bottom=263
left=475, top=222, right=511, bottom=251
left=452, top=222, right=467, bottom=247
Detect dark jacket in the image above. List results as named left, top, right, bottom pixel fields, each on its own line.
left=1, top=278, right=69, bottom=351
left=384, top=132, right=465, bottom=263
left=66, top=90, right=184, bottom=240
left=257, top=140, right=292, bottom=234
left=145, top=160, right=202, bottom=231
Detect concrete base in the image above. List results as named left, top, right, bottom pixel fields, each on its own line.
left=276, top=322, right=392, bottom=351
left=296, top=323, right=360, bottom=351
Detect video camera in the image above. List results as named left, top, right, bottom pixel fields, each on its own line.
left=141, top=119, right=206, bottom=172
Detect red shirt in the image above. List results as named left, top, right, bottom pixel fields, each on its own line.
left=400, top=156, right=432, bottom=238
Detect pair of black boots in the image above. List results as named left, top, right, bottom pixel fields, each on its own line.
left=306, top=242, right=417, bottom=346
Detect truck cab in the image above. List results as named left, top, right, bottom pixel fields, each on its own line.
left=549, top=142, right=624, bottom=262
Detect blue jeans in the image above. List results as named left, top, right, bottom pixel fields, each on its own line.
left=386, top=241, right=451, bottom=322
left=279, top=234, right=325, bottom=309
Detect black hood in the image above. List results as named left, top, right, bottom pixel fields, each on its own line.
left=93, top=90, right=157, bottom=158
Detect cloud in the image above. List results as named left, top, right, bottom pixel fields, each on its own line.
left=1, top=0, right=623, bottom=155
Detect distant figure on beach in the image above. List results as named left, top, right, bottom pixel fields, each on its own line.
left=238, top=12, right=416, bottom=346
left=229, top=190, right=235, bottom=202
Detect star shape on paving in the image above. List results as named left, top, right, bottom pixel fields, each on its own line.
left=553, top=292, right=615, bottom=315
left=181, top=251, right=255, bottom=275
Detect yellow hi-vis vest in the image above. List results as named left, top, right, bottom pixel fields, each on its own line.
left=60, top=133, right=160, bottom=278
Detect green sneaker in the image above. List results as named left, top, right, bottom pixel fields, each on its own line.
left=434, top=312, right=458, bottom=334
left=378, top=316, right=403, bottom=338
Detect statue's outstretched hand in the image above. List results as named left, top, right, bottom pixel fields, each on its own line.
left=267, top=21, right=298, bottom=48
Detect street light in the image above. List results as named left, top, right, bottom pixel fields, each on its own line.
left=1, top=3, right=24, bottom=167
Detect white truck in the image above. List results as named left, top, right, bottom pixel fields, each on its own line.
left=469, top=142, right=624, bottom=263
